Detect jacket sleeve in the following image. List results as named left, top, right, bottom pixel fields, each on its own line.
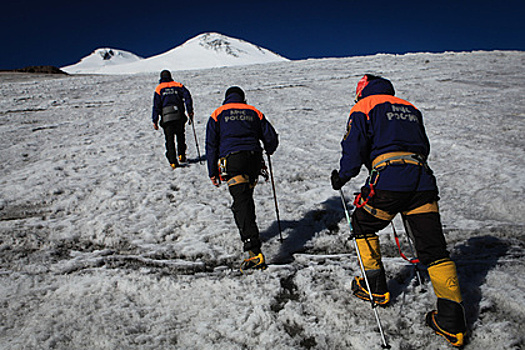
left=205, top=117, right=220, bottom=177
left=339, top=112, right=370, bottom=182
left=260, top=116, right=279, bottom=155
left=181, top=86, right=194, bottom=115
left=152, top=91, right=162, bottom=124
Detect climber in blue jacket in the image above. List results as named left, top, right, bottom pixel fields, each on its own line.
left=206, top=86, right=278, bottom=272
left=331, top=75, right=467, bottom=347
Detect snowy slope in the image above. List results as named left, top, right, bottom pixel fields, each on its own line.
left=62, top=33, right=289, bottom=75
left=61, top=48, right=143, bottom=74
left=1, top=50, right=524, bottom=350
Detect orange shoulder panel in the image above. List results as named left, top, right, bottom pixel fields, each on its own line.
left=155, top=81, right=184, bottom=95
left=349, top=95, right=416, bottom=120
left=211, top=103, right=264, bottom=122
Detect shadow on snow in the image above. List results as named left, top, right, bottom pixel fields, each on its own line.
left=260, top=196, right=347, bottom=264
left=452, top=235, right=511, bottom=330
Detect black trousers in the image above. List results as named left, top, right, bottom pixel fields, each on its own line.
left=352, top=188, right=466, bottom=333
left=225, top=151, right=263, bottom=253
left=352, top=189, right=449, bottom=266
left=162, top=120, right=186, bottom=164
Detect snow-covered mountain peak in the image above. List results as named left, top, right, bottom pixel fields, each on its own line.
left=62, top=33, right=288, bottom=74
left=74, top=48, right=141, bottom=65
left=95, top=48, right=142, bottom=62
left=61, top=48, right=143, bottom=74
left=187, top=32, right=263, bottom=58
left=198, top=33, right=245, bottom=56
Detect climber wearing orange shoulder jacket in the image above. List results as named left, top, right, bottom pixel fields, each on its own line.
left=331, top=74, right=467, bottom=347
left=151, top=70, right=194, bottom=168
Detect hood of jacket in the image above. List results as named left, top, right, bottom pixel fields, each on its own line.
left=360, top=77, right=395, bottom=99
left=223, top=92, right=245, bottom=105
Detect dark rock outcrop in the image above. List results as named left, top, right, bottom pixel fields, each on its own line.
left=13, top=66, right=68, bottom=74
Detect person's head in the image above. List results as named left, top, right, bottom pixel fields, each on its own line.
left=354, top=74, right=395, bottom=102
left=160, top=70, right=172, bottom=81
left=224, top=86, right=246, bottom=104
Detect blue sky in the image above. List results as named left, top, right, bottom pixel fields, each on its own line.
left=1, top=0, right=524, bottom=70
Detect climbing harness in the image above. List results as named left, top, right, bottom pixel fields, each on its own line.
left=353, top=152, right=428, bottom=220
left=371, top=151, right=426, bottom=170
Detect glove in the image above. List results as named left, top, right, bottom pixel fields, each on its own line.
left=188, top=112, right=194, bottom=125
left=331, top=170, right=345, bottom=190
left=153, top=123, right=159, bottom=130
left=260, top=162, right=269, bottom=182
left=210, top=176, right=221, bottom=187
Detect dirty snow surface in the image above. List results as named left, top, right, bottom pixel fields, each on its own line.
left=1, top=51, right=524, bottom=350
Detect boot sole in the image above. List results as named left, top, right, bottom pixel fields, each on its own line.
left=425, top=311, right=465, bottom=347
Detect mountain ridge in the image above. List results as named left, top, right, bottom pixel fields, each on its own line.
left=62, top=32, right=289, bottom=75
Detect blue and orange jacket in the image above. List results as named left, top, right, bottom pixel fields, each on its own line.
left=205, top=94, right=278, bottom=178
left=339, top=78, right=437, bottom=191
left=151, top=77, right=193, bottom=124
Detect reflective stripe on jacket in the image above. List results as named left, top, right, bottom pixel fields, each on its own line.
left=339, top=79, right=436, bottom=191
left=151, top=79, right=193, bottom=124
left=206, top=96, right=278, bottom=178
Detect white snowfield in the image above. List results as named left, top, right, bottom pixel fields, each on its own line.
left=1, top=50, right=524, bottom=350
left=61, top=33, right=289, bottom=75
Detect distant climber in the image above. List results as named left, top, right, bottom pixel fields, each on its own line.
left=151, top=70, right=194, bottom=168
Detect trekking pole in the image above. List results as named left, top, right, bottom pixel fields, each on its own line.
left=267, top=154, right=283, bottom=242
left=399, top=216, right=425, bottom=290
left=190, top=118, right=203, bottom=164
left=339, top=189, right=390, bottom=349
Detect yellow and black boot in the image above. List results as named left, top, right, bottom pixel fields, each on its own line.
left=240, top=250, right=267, bottom=273
left=351, top=236, right=390, bottom=306
left=426, top=259, right=467, bottom=347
